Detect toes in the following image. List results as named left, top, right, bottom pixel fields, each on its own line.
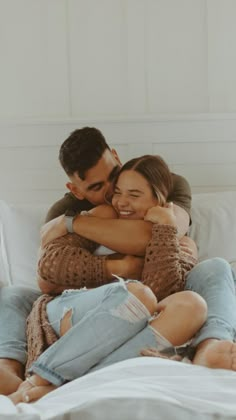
left=23, top=385, right=57, bottom=403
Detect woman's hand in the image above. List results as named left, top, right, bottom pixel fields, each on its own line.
left=140, top=347, right=183, bottom=361
left=144, top=202, right=177, bottom=227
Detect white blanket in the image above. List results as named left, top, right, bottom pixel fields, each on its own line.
left=1, top=358, right=236, bottom=420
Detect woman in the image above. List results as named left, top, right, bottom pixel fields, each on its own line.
left=10, top=155, right=204, bottom=404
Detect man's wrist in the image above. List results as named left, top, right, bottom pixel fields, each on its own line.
left=64, top=210, right=78, bottom=233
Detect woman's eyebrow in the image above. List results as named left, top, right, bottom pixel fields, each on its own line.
left=128, top=189, right=143, bottom=194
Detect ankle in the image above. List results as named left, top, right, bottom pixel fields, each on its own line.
left=28, top=373, right=51, bottom=387
left=196, top=339, right=219, bottom=353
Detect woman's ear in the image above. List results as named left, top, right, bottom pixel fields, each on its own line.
left=66, top=182, right=84, bottom=200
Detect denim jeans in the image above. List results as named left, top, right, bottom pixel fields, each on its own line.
left=0, top=286, right=41, bottom=363
left=29, top=281, right=171, bottom=386
left=185, top=257, right=236, bottom=346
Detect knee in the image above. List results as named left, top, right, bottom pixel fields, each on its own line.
left=200, top=257, right=231, bottom=275
left=0, top=286, right=26, bottom=308
left=126, top=282, right=158, bottom=315
left=0, top=286, right=39, bottom=313
left=186, top=257, right=232, bottom=289
left=173, top=291, right=207, bottom=324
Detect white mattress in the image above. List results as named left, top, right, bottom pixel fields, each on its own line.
left=1, top=357, right=236, bottom=420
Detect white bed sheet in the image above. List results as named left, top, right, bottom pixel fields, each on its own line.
left=1, top=358, right=236, bottom=420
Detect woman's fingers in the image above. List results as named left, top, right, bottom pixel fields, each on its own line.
left=140, top=348, right=183, bottom=362
left=140, top=348, right=163, bottom=357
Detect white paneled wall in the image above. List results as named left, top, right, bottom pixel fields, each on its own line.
left=0, top=1, right=236, bottom=204
left=0, top=116, right=235, bottom=206
left=146, top=0, right=208, bottom=113
left=0, top=0, right=69, bottom=118
left=1, top=0, right=236, bottom=116
left=207, top=0, right=236, bottom=112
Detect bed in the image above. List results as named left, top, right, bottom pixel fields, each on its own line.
left=0, top=191, right=236, bottom=419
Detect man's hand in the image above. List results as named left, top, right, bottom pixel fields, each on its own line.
left=144, top=202, right=177, bottom=227
left=179, top=236, right=198, bottom=260
left=41, top=205, right=118, bottom=248
left=40, top=215, right=67, bottom=248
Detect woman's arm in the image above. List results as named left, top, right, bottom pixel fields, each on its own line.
left=37, top=232, right=110, bottom=293
left=141, top=204, right=197, bottom=301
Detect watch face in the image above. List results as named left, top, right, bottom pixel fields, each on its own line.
left=65, top=209, right=77, bottom=217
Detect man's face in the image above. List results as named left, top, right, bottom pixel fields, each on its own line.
left=67, top=149, right=121, bottom=205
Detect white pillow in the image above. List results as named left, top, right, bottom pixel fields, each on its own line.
left=189, top=191, right=236, bottom=264
left=0, top=200, right=47, bottom=290
left=231, top=261, right=236, bottom=277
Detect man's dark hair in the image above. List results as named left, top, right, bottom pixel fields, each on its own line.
left=59, top=127, right=110, bottom=180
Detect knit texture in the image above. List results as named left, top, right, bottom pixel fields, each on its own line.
left=142, top=224, right=196, bottom=301
left=38, top=233, right=108, bottom=289
left=26, top=294, right=57, bottom=373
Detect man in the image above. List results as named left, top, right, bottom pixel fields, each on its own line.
left=0, top=127, right=235, bottom=397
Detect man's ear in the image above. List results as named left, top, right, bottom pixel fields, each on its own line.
left=111, top=148, right=122, bottom=166
left=66, top=182, right=84, bottom=200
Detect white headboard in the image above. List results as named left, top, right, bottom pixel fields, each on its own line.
left=1, top=114, right=236, bottom=206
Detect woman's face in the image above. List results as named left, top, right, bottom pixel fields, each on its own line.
left=112, top=169, right=159, bottom=220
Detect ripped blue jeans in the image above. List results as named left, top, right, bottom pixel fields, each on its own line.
left=28, top=281, right=171, bottom=386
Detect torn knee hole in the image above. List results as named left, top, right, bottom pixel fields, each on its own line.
left=60, top=308, right=73, bottom=336
left=111, top=294, right=150, bottom=322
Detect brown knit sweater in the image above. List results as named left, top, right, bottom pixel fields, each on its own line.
left=26, top=224, right=196, bottom=374
left=38, top=233, right=108, bottom=289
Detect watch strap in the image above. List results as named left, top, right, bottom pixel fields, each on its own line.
left=65, top=215, right=74, bottom=233
left=64, top=210, right=77, bottom=233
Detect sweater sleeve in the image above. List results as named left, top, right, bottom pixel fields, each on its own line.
left=38, top=233, right=108, bottom=289
left=141, top=224, right=197, bottom=301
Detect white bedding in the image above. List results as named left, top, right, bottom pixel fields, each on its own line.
left=1, top=358, right=236, bottom=420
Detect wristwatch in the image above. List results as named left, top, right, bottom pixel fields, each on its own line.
left=64, top=209, right=77, bottom=233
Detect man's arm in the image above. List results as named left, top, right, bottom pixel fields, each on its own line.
left=41, top=171, right=191, bottom=254
left=41, top=203, right=189, bottom=257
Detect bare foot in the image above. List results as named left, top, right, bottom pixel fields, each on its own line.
left=0, top=367, right=23, bottom=395
left=9, top=375, right=57, bottom=404
left=193, top=339, right=236, bottom=370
